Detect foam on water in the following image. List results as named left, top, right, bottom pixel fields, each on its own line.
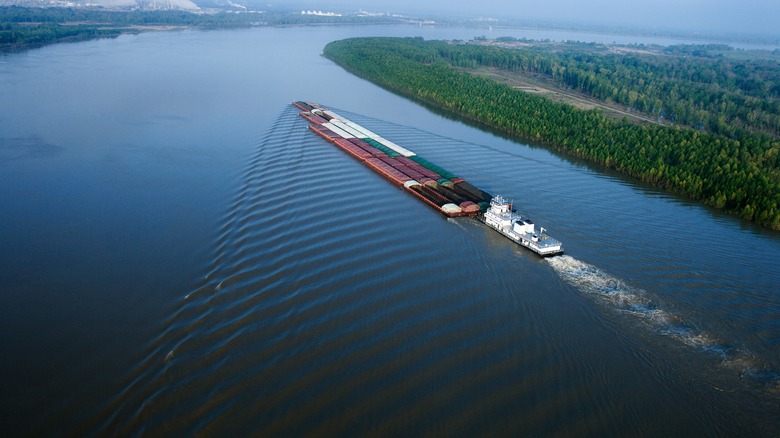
left=546, top=255, right=771, bottom=378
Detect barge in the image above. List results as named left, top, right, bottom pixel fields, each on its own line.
left=293, top=101, right=563, bottom=257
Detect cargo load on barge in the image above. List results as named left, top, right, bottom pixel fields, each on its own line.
left=293, top=101, right=563, bottom=257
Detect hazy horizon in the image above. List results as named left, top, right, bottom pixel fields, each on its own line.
left=4, top=0, right=778, bottom=38
left=290, top=0, right=780, bottom=38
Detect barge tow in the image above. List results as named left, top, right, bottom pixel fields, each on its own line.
left=293, top=100, right=564, bottom=257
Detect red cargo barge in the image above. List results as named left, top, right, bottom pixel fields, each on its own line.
left=294, top=101, right=492, bottom=217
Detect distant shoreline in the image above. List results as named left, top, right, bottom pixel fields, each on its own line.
left=0, top=6, right=404, bottom=52
left=0, top=23, right=193, bottom=52
left=3, top=5, right=779, bottom=54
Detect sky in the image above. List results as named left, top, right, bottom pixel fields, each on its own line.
left=294, top=0, right=780, bottom=38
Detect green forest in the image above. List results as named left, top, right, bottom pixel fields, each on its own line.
left=0, top=6, right=397, bottom=51
left=447, top=37, right=780, bottom=139
left=323, top=37, right=780, bottom=230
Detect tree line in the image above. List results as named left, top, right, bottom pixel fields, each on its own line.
left=323, top=37, right=780, bottom=230
left=0, top=21, right=123, bottom=49
left=0, top=6, right=399, bottom=51
left=437, top=38, right=780, bottom=140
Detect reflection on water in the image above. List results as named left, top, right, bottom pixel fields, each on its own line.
left=0, top=25, right=779, bottom=437
left=87, top=107, right=779, bottom=436
left=0, top=136, right=62, bottom=160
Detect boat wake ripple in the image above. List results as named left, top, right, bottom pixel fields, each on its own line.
left=100, top=104, right=550, bottom=436
left=87, top=104, right=779, bottom=436
left=340, top=108, right=780, bottom=392
left=546, top=255, right=775, bottom=383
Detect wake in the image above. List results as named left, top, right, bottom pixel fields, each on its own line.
left=546, top=255, right=766, bottom=377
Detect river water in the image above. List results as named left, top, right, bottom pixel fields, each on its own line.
left=1, top=24, right=778, bottom=436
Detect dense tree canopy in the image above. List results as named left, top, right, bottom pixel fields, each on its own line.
left=0, top=6, right=398, bottom=51
left=440, top=38, right=780, bottom=139
left=0, top=21, right=123, bottom=48
left=324, top=37, right=780, bottom=230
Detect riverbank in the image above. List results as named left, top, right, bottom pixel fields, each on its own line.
left=0, top=6, right=401, bottom=52
left=323, top=37, right=780, bottom=230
